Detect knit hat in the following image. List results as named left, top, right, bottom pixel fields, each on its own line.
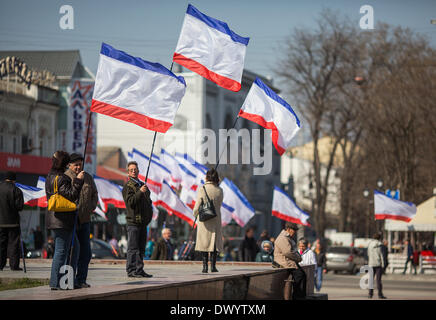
left=5, top=171, right=16, bottom=181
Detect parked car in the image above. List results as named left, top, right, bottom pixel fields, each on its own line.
left=91, top=239, right=122, bottom=259
left=326, top=246, right=366, bottom=274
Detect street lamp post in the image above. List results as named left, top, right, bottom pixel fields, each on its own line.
left=363, top=188, right=370, bottom=237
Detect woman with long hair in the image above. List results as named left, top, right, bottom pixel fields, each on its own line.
left=45, top=151, right=84, bottom=290
left=193, top=169, right=223, bottom=273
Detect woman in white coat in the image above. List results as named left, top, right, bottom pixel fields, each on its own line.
left=193, top=169, right=223, bottom=273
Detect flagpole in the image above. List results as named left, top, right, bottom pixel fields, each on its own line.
left=144, top=62, right=174, bottom=183
left=214, top=115, right=240, bottom=170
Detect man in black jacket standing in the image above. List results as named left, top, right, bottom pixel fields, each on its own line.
left=239, top=227, right=259, bottom=261
left=0, top=172, right=24, bottom=271
left=122, top=161, right=153, bottom=278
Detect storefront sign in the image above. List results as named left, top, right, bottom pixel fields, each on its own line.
left=0, top=152, right=51, bottom=175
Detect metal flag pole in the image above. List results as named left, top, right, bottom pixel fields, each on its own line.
left=67, top=110, right=93, bottom=267
left=214, top=115, right=240, bottom=170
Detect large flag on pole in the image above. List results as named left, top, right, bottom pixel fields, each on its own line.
left=154, top=181, right=196, bottom=227
left=220, top=178, right=255, bottom=227
left=91, top=43, right=186, bottom=133
left=94, top=175, right=126, bottom=209
left=173, top=4, right=249, bottom=92
left=272, top=186, right=310, bottom=226
left=239, top=77, right=301, bottom=155
left=374, top=190, right=416, bottom=222
left=160, top=149, right=183, bottom=189
left=16, top=183, right=46, bottom=207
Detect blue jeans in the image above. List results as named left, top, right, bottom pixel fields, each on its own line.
left=75, top=222, right=91, bottom=285
left=49, top=228, right=80, bottom=289
left=315, top=266, right=323, bottom=292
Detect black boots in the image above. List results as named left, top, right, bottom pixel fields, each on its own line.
left=211, top=251, right=218, bottom=272
left=202, top=252, right=208, bottom=273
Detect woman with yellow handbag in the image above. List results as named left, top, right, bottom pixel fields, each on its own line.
left=45, top=151, right=84, bottom=290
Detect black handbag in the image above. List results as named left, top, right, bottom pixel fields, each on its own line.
left=198, top=185, right=217, bottom=222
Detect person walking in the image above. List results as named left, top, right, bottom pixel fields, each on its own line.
left=273, top=222, right=305, bottom=300
left=255, top=240, right=274, bottom=262
left=122, top=161, right=153, bottom=278
left=151, top=228, right=174, bottom=260
left=402, top=240, right=414, bottom=274
left=0, top=172, right=24, bottom=271
left=65, top=153, right=98, bottom=288
left=239, top=227, right=259, bottom=262
left=313, top=241, right=327, bottom=292
left=193, top=169, right=224, bottom=273
left=367, top=233, right=386, bottom=299
left=45, top=151, right=84, bottom=290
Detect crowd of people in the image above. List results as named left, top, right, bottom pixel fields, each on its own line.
left=1, top=149, right=434, bottom=296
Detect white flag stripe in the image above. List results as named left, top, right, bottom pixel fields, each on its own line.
left=272, top=186, right=310, bottom=226
left=220, top=178, right=255, bottom=227
left=92, top=43, right=186, bottom=133
left=239, top=78, right=301, bottom=155
left=94, top=176, right=125, bottom=208
left=374, top=191, right=416, bottom=222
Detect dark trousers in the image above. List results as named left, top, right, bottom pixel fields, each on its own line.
left=126, top=224, right=147, bottom=275
left=369, top=266, right=383, bottom=297
left=403, top=258, right=413, bottom=273
left=0, top=227, right=21, bottom=270
left=75, top=222, right=92, bottom=284
left=289, top=267, right=307, bottom=300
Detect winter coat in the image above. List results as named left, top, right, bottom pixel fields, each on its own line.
left=299, top=248, right=317, bottom=266
left=45, top=170, right=84, bottom=230
left=122, top=178, right=153, bottom=226
left=256, top=249, right=274, bottom=262
left=368, top=239, right=385, bottom=268
left=273, top=230, right=302, bottom=269
left=193, top=182, right=224, bottom=253
left=151, top=237, right=174, bottom=260
left=0, top=181, right=24, bottom=227
left=314, top=250, right=327, bottom=269
left=64, top=169, right=98, bottom=224
left=239, top=236, right=259, bottom=261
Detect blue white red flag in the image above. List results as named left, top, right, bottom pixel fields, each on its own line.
left=173, top=4, right=249, bottom=92
left=272, top=186, right=310, bottom=226
left=92, top=43, right=186, bottom=133
left=154, top=181, right=195, bottom=227
left=93, top=175, right=125, bottom=209
left=239, top=77, right=301, bottom=155
left=16, top=183, right=46, bottom=207
left=374, top=190, right=416, bottom=222
left=220, top=178, right=255, bottom=227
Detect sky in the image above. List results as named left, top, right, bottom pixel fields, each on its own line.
left=1, top=0, right=436, bottom=87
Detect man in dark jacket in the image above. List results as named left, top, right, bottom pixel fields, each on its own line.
left=239, top=227, right=259, bottom=261
left=151, top=228, right=174, bottom=260
left=122, top=161, right=153, bottom=278
left=402, top=240, right=414, bottom=274
left=381, top=240, right=389, bottom=274
left=0, top=172, right=24, bottom=271
left=65, top=153, right=98, bottom=288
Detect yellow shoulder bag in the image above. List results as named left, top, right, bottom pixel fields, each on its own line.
left=47, top=175, right=77, bottom=212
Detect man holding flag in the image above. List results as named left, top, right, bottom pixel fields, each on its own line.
left=122, top=161, right=153, bottom=278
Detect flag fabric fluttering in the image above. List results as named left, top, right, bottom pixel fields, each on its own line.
left=173, top=4, right=249, bottom=92
left=220, top=202, right=234, bottom=226
left=94, top=206, right=108, bottom=221
left=91, top=43, right=186, bottom=133
left=93, top=175, right=126, bottom=209
left=220, top=178, right=255, bottom=227
left=160, top=148, right=183, bottom=189
left=272, top=186, right=310, bottom=226
left=129, top=148, right=172, bottom=194
left=374, top=190, right=416, bottom=222
left=239, top=77, right=301, bottom=155
left=16, top=183, right=46, bottom=207
left=175, top=152, right=206, bottom=188
left=153, top=181, right=196, bottom=227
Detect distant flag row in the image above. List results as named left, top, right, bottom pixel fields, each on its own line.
left=90, top=4, right=301, bottom=156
